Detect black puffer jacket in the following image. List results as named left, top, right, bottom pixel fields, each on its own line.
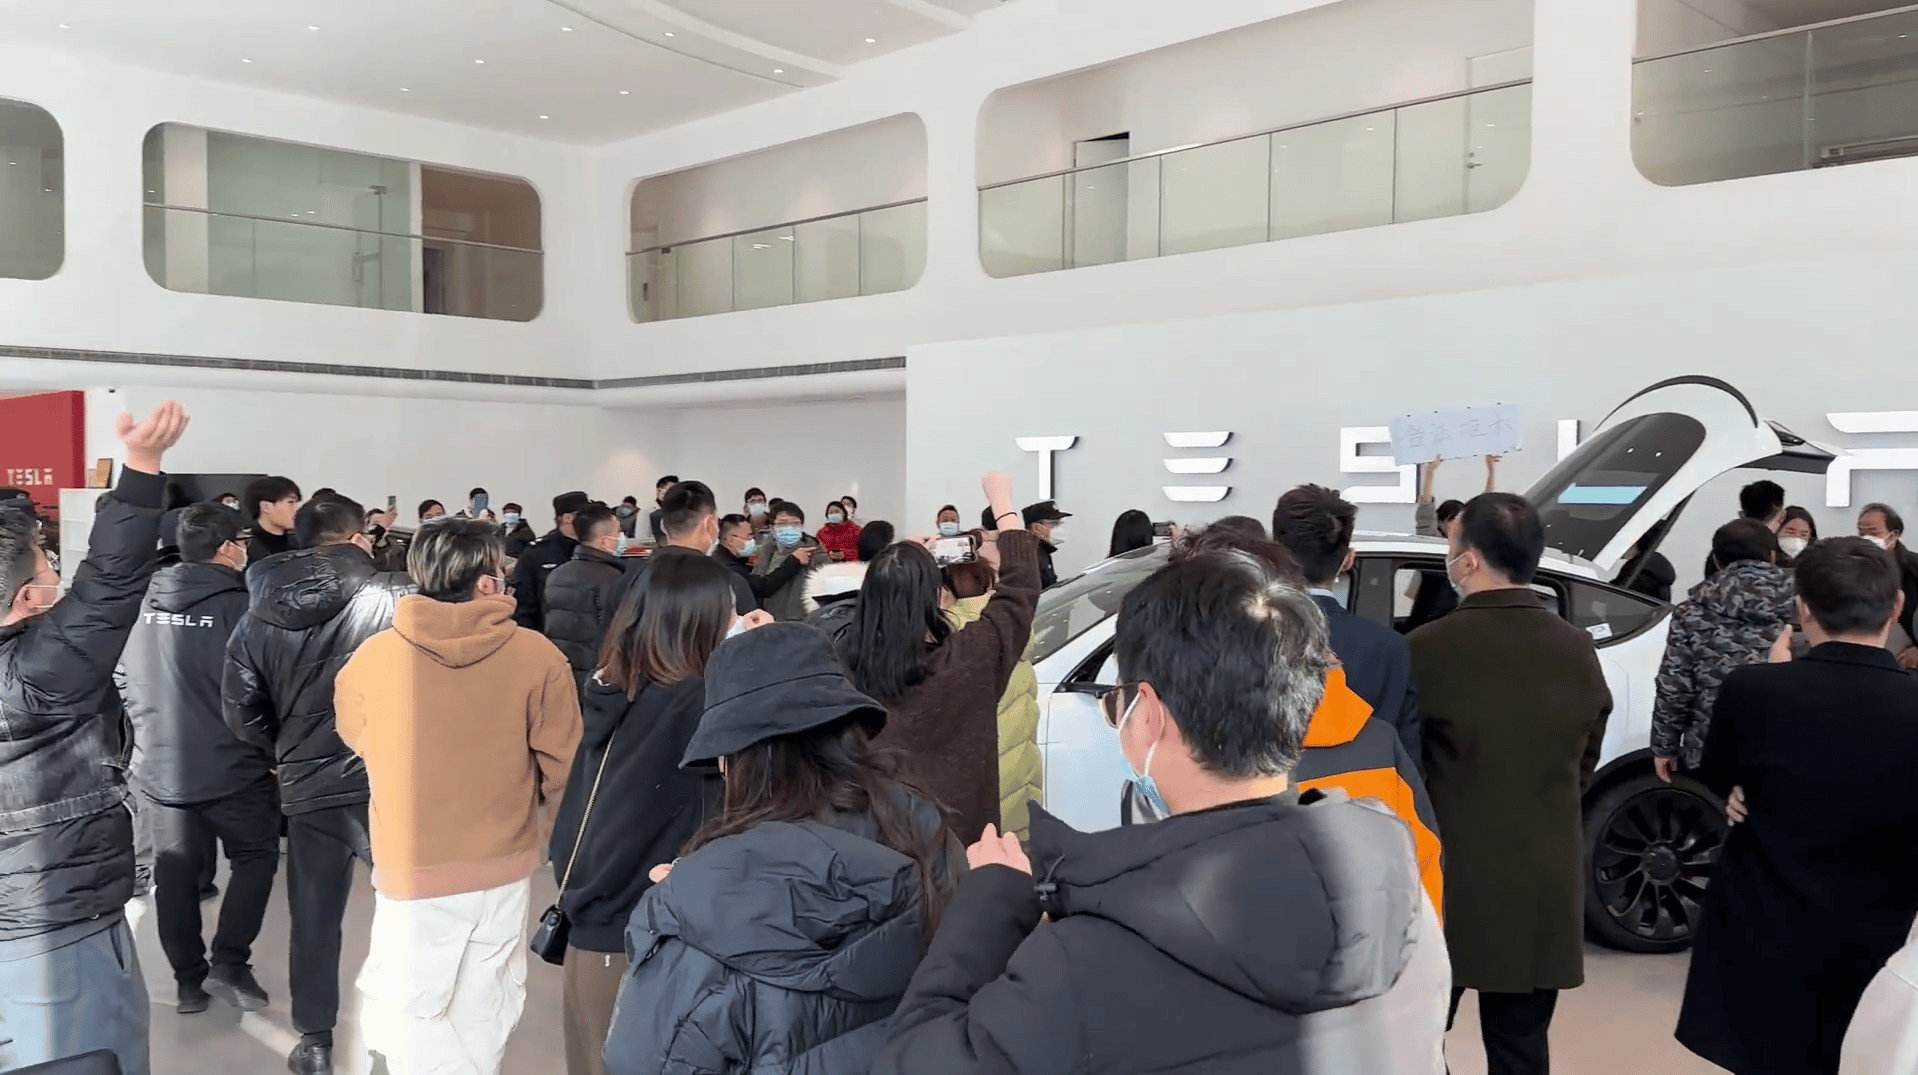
left=541, top=545, right=625, bottom=688
left=510, top=530, right=578, bottom=632
left=0, top=467, right=164, bottom=945
left=223, top=545, right=414, bottom=814
left=603, top=793, right=964, bottom=1075
left=120, top=561, right=270, bottom=805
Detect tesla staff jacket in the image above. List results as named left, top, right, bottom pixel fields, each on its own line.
left=1410, top=587, right=1611, bottom=993
left=1677, top=644, right=1918, bottom=1075
left=223, top=544, right=414, bottom=815
left=0, top=466, right=161, bottom=950
left=120, top=560, right=271, bottom=805
left=1312, top=592, right=1423, bottom=767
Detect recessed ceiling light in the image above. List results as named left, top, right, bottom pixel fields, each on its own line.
left=865, top=37, right=877, bottom=43
left=619, top=90, right=630, bottom=95
left=539, top=114, right=550, bottom=120
left=307, top=24, right=319, bottom=31
left=773, top=68, right=784, bottom=74
left=399, top=87, right=410, bottom=92
left=561, top=25, right=574, bottom=31
left=241, top=58, right=253, bottom=63
left=664, top=31, right=675, bottom=37
left=474, top=59, right=485, bottom=64
left=57, top=23, right=69, bottom=29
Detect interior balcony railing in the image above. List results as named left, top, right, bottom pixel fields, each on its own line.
left=977, top=80, right=1534, bottom=279
left=1632, top=4, right=1918, bottom=186
left=629, top=199, right=928, bottom=322
left=142, top=204, right=543, bottom=322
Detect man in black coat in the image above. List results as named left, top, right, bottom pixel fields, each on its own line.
left=873, top=552, right=1445, bottom=1075
left=1272, top=484, right=1422, bottom=765
left=224, top=495, right=414, bottom=1075
left=0, top=400, right=188, bottom=1075
left=1677, top=537, right=1918, bottom=1075
left=121, top=502, right=280, bottom=1018
left=607, top=482, right=761, bottom=621
left=542, top=502, right=626, bottom=691
left=1856, top=502, right=1918, bottom=670
left=1020, top=501, right=1070, bottom=589
left=510, top=490, right=590, bottom=632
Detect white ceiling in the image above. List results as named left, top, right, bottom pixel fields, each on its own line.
left=1744, top=0, right=1909, bottom=31
left=0, top=0, right=1000, bottom=145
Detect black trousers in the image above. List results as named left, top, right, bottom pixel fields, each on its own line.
left=1448, top=987, right=1559, bottom=1075
left=132, top=793, right=217, bottom=898
left=149, top=778, right=283, bottom=987
left=286, top=803, right=373, bottom=1043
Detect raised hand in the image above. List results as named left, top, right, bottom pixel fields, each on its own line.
left=116, top=400, right=190, bottom=475
left=965, top=823, right=1032, bottom=875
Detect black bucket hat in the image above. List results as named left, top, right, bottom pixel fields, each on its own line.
left=681, top=622, right=888, bottom=768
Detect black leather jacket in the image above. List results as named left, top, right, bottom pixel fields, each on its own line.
left=542, top=545, right=626, bottom=687
left=223, top=544, right=415, bottom=814
left=0, top=467, right=162, bottom=944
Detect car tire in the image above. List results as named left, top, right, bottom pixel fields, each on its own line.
left=1583, top=769, right=1727, bottom=954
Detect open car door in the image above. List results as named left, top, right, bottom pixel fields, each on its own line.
left=1524, top=376, right=1839, bottom=574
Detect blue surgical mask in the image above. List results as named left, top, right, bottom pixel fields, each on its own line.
left=617, top=506, right=635, bottom=518
left=775, top=525, right=803, bottom=549
left=826, top=513, right=845, bottom=525
left=938, top=521, right=961, bottom=538
left=1116, top=691, right=1170, bottom=821
left=502, top=512, right=521, bottom=527
left=747, top=501, right=767, bottom=516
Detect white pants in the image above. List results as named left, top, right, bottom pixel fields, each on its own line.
left=356, top=877, right=532, bottom=1075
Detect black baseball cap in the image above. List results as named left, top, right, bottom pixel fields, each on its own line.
left=1023, top=501, right=1072, bottom=526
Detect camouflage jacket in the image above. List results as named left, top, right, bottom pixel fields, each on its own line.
left=1652, top=560, right=1796, bottom=769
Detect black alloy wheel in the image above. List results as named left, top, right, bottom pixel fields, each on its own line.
left=1584, top=771, right=1726, bottom=954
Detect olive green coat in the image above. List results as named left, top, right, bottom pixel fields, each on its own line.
left=947, top=595, right=1044, bottom=839
left=1409, top=588, right=1612, bottom=993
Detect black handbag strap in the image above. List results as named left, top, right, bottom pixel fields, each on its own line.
left=556, top=720, right=619, bottom=895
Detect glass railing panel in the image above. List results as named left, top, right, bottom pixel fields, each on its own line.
left=423, top=241, right=542, bottom=322
left=1160, top=134, right=1270, bottom=256
left=980, top=175, right=1065, bottom=279
left=1461, top=83, right=1533, bottom=213
left=733, top=227, right=796, bottom=311
left=675, top=235, right=735, bottom=318
left=794, top=215, right=861, bottom=303
left=1807, top=8, right=1918, bottom=167
left=1633, top=34, right=1812, bottom=185
left=858, top=200, right=927, bottom=295
left=1067, top=159, right=1134, bottom=268
left=1270, top=114, right=1394, bottom=241
left=1392, top=95, right=1471, bottom=224
left=1124, top=157, right=1163, bottom=262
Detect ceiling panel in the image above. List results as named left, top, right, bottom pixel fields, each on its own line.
left=657, top=0, right=954, bottom=65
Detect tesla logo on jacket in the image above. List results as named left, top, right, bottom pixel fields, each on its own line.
left=142, top=612, right=217, bottom=628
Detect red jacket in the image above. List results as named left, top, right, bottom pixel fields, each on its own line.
left=816, top=521, right=863, bottom=562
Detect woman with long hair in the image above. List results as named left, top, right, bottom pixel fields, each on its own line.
left=940, top=535, right=1044, bottom=839
left=841, top=473, right=1038, bottom=841
left=601, top=622, right=962, bottom=1075
left=1107, top=508, right=1154, bottom=558
left=1778, top=505, right=1818, bottom=563
left=548, top=554, right=758, bottom=1075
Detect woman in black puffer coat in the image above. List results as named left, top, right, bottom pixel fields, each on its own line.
left=602, top=623, right=964, bottom=1075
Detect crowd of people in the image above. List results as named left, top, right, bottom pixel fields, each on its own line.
left=3, top=404, right=1918, bottom=1075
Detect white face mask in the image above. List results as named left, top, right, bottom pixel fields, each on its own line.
left=1780, top=536, right=1809, bottom=558
left=1866, top=535, right=1891, bottom=551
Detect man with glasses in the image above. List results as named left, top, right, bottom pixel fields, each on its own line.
left=0, top=400, right=190, bottom=1075
left=874, top=551, right=1446, bottom=1075
left=337, top=517, right=579, bottom=1075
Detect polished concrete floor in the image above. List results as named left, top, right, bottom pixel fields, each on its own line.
left=137, top=862, right=1721, bottom=1075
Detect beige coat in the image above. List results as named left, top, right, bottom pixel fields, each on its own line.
left=1841, top=917, right=1918, bottom=1074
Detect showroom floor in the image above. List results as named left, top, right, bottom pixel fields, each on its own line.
left=139, top=865, right=1721, bottom=1075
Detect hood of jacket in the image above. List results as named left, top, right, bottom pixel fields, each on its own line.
left=148, top=561, right=247, bottom=615
left=1686, top=560, right=1794, bottom=625
left=1300, top=668, right=1373, bottom=749
left=1026, top=791, right=1416, bottom=1014
left=802, top=561, right=868, bottom=614
left=638, top=800, right=941, bottom=1001
left=391, top=593, right=519, bottom=668
left=247, top=545, right=379, bottom=631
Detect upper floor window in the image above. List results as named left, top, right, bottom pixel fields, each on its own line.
left=0, top=97, right=63, bottom=281
left=1634, top=2, right=1918, bottom=185
left=141, top=125, right=541, bottom=321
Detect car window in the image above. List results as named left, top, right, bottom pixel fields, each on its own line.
left=1566, top=579, right=1663, bottom=644
left=1031, top=546, right=1168, bottom=665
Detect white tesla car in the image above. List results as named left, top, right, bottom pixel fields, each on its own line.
left=1031, top=377, right=1837, bottom=954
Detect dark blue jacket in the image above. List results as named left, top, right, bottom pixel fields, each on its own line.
left=1313, top=593, right=1422, bottom=769
left=0, top=467, right=162, bottom=944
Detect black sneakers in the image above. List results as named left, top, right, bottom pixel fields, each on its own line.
left=176, top=981, right=211, bottom=1015
left=205, top=963, right=270, bottom=1012
left=288, top=1039, right=333, bottom=1075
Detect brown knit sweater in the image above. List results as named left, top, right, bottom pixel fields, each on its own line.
left=874, top=529, right=1042, bottom=843
left=336, top=593, right=581, bottom=900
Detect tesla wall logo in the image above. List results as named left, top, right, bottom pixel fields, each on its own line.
left=1163, top=432, right=1232, bottom=503
left=1015, top=436, right=1076, bottom=501
left=1825, top=412, right=1918, bottom=507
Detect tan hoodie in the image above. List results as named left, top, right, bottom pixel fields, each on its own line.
left=337, top=592, right=581, bottom=900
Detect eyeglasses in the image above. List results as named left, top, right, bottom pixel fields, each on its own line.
left=1098, top=682, right=1141, bottom=729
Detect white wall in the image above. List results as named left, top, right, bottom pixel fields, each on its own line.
left=631, top=114, right=928, bottom=248
left=0, top=41, right=595, bottom=380
left=598, top=396, right=908, bottom=528
left=905, top=248, right=1918, bottom=585
left=584, top=0, right=1918, bottom=385
left=83, top=385, right=620, bottom=526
